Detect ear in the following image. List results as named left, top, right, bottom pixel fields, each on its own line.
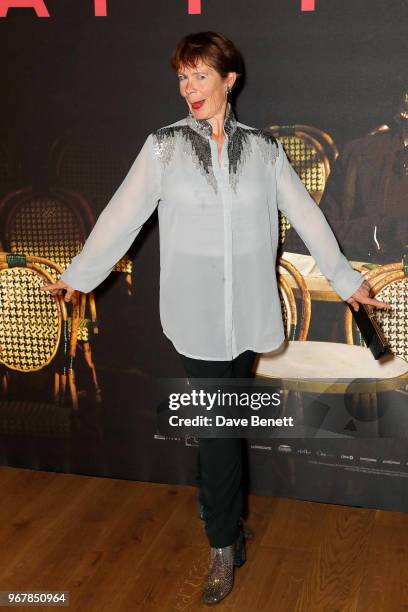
left=227, top=71, right=238, bottom=90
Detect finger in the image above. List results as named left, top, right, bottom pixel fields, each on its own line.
left=48, top=288, right=64, bottom=297
left=361, top=296, right=390, bottom=310
left=40, top=284, right=57, bottom=291
left=64, top=288, right=74, bottom=302
left=360, top=282, right=373, bottom=298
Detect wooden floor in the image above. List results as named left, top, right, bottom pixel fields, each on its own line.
left=0, top=467, right=407, bottom=611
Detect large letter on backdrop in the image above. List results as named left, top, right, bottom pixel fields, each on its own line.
left=188, top=0, right=201, bottom=14
left=186, top=1, right=315, bottom=14
left=0, top=0, right=50, bottom=16
left=302, top=0, right=316, bottom=10
left=94, top=0, right=107, bottom=16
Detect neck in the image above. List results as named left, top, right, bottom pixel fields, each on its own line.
left=186, top=101, right=236, bottom=140
left=207, top=102, right=229, bottom=138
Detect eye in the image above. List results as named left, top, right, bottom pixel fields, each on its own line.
left=178, top=75, right=186, bottom=81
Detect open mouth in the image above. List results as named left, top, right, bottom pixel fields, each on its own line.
left=191, top=100, right=205, bottom=109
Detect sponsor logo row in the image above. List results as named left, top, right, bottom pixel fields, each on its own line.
left=252, top=444, right=406, bottom=466
left=154, top=434, right=407, bottom=467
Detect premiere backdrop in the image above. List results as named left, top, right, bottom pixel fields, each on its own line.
left=0, top=0, right=407, bottom=510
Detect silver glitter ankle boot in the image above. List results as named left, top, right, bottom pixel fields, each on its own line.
left=202, top=530, right=245, bottom=605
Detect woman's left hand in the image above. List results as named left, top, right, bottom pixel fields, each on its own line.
left=346, top=280, right=390, bottom=312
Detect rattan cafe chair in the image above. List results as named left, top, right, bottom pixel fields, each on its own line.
left=255, top=256, right=311, bottom=370
left=0, top=187, right=101, bottom=401
left=253, top=258, right=311, bottom=480
left=343, top=258, right=408, bottom=427
left=255, top=257, right=311, bottom=412
left=256, top=258, right=408, bottom=436
left=0, top=252, right=80, bottom=410
left=276, top=257, right=312, bottom=341
left=345, top=258, right=408, bottom=366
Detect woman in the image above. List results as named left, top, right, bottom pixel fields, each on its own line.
left=42, top=31, right=389, bottom=605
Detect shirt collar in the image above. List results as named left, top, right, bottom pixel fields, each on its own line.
left=186, top=102, right=237, bottom=139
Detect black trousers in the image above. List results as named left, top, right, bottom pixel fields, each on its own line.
left=178, top=349, right=257, bottom=548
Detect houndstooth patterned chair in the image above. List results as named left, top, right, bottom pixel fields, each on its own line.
left=345, top=258, right=408, bottom=364
left=0, top=188, right=102, bottom=401
left=0, top=252, right=80, bottom=409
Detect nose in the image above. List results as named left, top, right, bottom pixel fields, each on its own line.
left=184, top=80, right=196, bottom=97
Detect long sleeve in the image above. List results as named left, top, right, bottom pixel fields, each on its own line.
left=275, top=139, right=364, bottom=301
left=282, top=141, right=358, bottom=256
left=60, top=133, right=161, bottom=293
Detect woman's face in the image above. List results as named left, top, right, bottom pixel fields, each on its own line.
left=177, top=58, right=235, bottom=120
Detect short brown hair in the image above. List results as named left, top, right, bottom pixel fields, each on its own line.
left=170, top=31, right=244, bottom=87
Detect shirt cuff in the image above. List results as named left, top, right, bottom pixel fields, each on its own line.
left=330, top=267, right=365, bottom=301
left=60, top=269, right=94, bottom=294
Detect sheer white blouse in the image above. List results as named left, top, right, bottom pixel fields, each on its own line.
left=60, top=103, right=364, bottom=360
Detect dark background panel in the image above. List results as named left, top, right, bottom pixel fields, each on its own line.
left=1, top=0, right=406, bottom=146
left=0, top=0, right=407, bottom=508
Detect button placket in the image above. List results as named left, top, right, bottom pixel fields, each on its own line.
left=210, top=137, right=234, bottom=359
left=222, top=141, right=237, bottom=358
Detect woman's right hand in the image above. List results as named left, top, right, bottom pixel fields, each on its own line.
left=40, top=279, right=76, bottom=302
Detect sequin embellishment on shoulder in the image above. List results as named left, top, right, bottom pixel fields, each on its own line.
left=228, top=127, right=279, bottom=193
left=250, top=129, right=279, bottom=165
left=152, top=108, right=279, bottom=196
left=152, top=125, right=218, bottom=194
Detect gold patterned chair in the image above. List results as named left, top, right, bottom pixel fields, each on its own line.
left=343, top=259, right=408, bottom=426
left=0, top=187, right=101, bottom=401
left=255, top=256, right=311, bottom=377
left=264, top=124, right=337, bottom=245
left=256, top=258, right=408, bottom=436
left=255, top=258, right=311, bottom=416
left=276, top=256, right=312, bottom=341
left=345, top=259, right=408, bottom=365
left=253, top=258, right=311, bottom=479
left=0, top=252, right=80, bottom=410
left=295, top=124, right=339, bottom=164
left=49, top=136, right=133, bottom=294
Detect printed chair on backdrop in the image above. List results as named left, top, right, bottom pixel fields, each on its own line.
left=255, top=257, right=311, bottom=415
left=48, top=136, right=133, bottom=294
left=0, top=252, right=80, bottom=410
left=340, top=258, right=408, bottom=433
left=0, top=187, right=102, bottom=401
left=264, top=124, right=338, bottom=246
left=255, top=258, right=408, bottom=436
left=345, top=258, right=408, bottom=368
left=275, top=256, right=312, bottom=341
